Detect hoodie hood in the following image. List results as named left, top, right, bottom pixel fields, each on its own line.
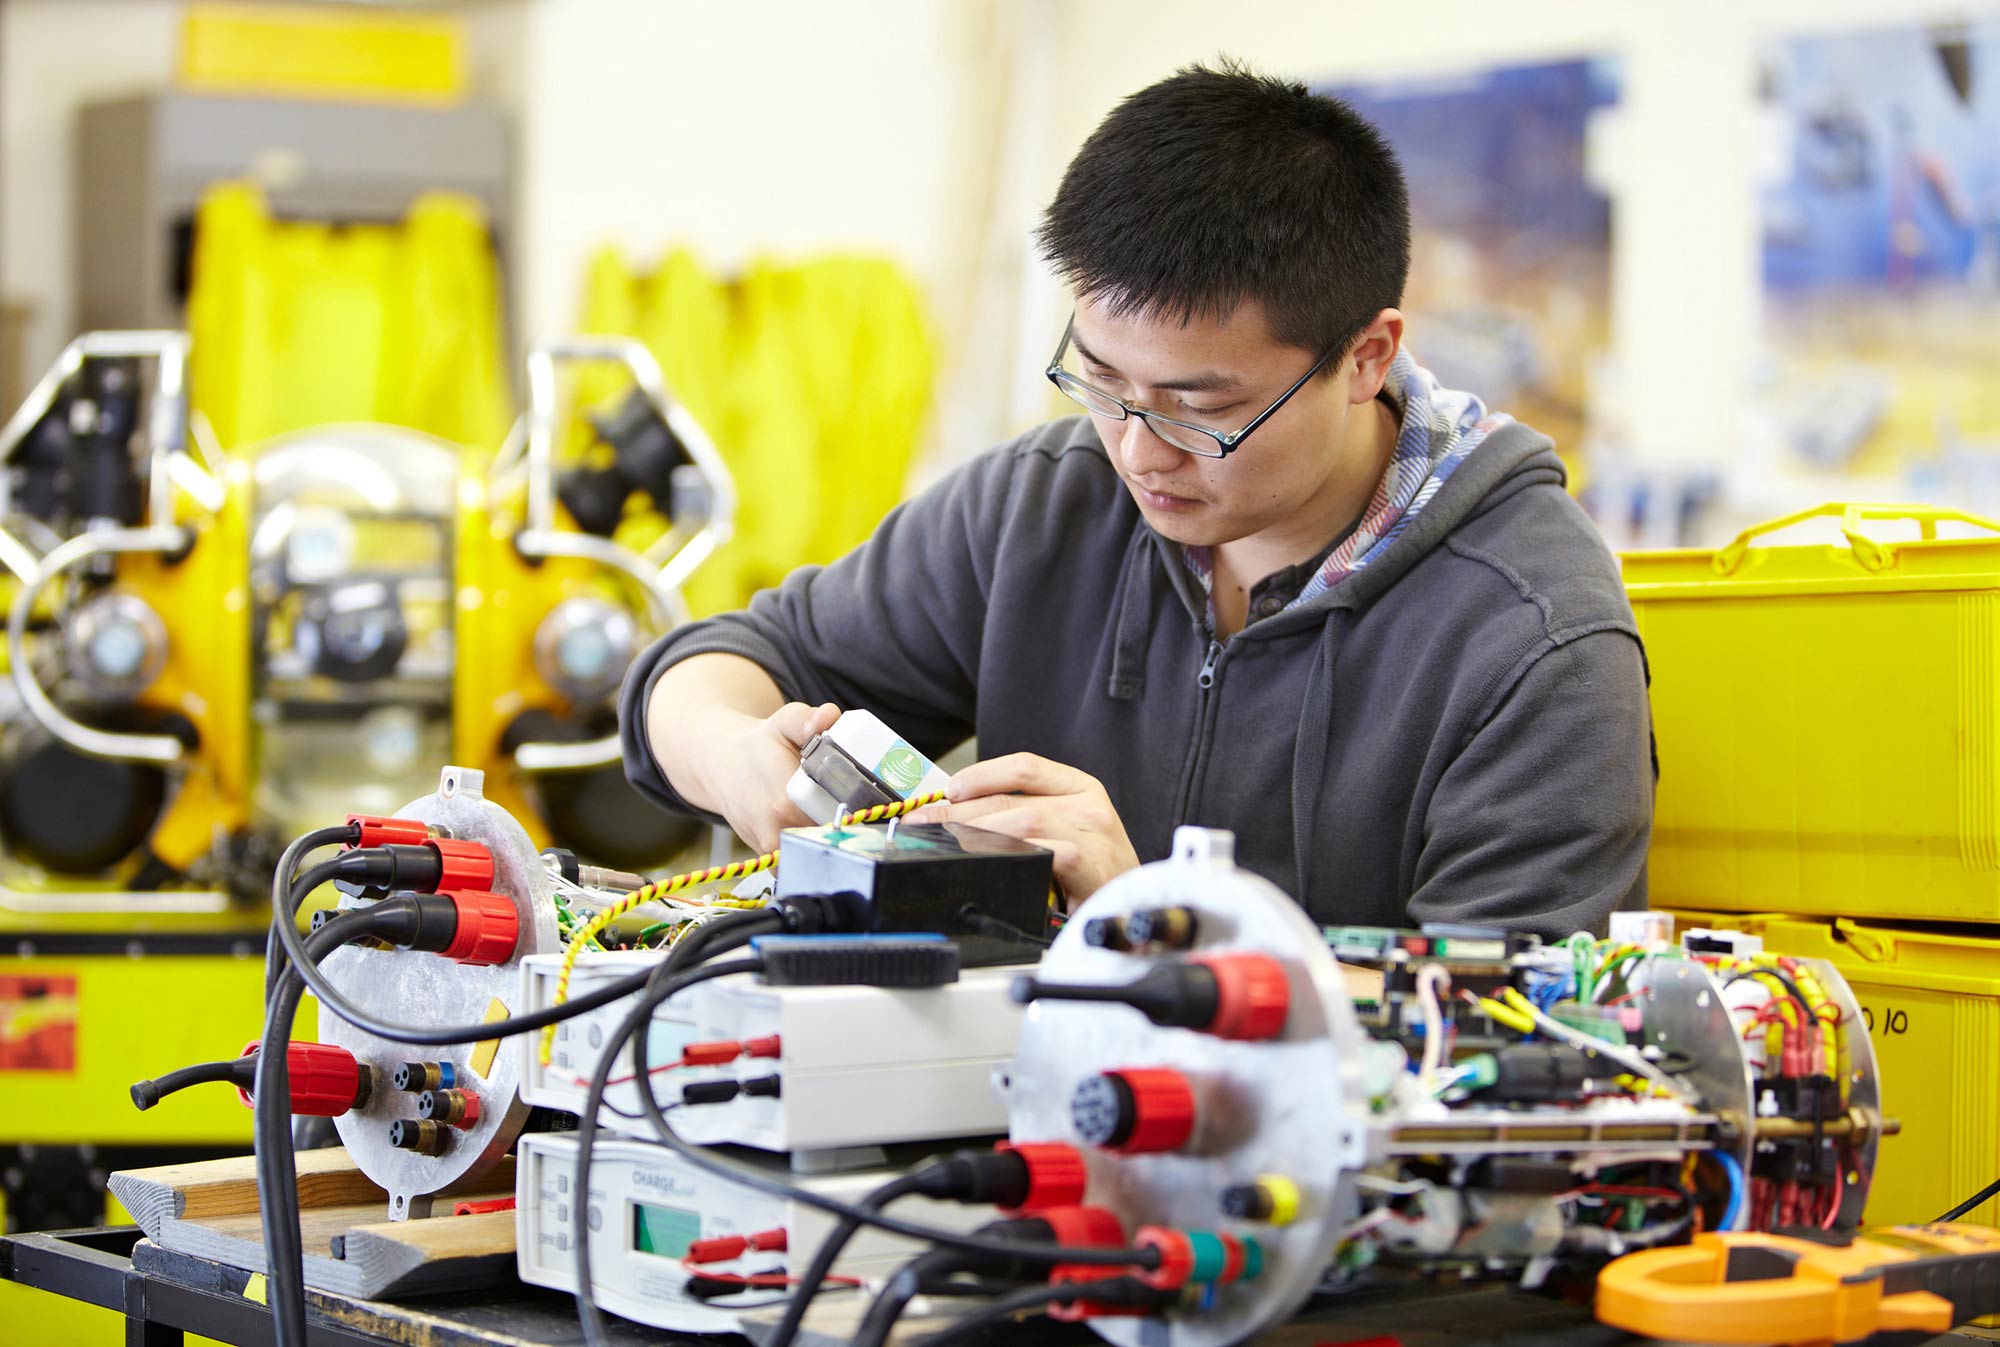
left=1171, top=353, right=1565, bottom=639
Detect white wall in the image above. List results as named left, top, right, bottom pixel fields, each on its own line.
left=0, top=0, right=182, bottom=374
left=1030, top=0, right=2000, bottom=530
left=508, top=0, right=994, bottom=349
left=9, top=0, right=1995, bottom=517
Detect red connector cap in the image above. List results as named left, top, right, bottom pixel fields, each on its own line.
left=742, top=1035, right=782, bottom=1060
left=1190, top=952, right=1290, bottom=1041
left=236, top=1040, right=365, bottom=1117
left=994, top=1141, right=1089, bottom=1213
left=1134, top=1226, right=1195, bottom=1290
left=429, top=837, right=494, bottom=893
left=1072, top=1068, right=1196, bottom=1155
left=1037, top=1204, right=1125, bottom=1250
left=347, top=814, right=429, bottom=848
left=1036, top=1205, right=1132, bottom=1319
left=453, top=1197, right=516, bottom=1216
left=685, top=1228, right=788, bottom=1264
left=441, top=891, right=520, bottom=965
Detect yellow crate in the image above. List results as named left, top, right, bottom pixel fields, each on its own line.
left=179, top=3, right=463, bottom=105
left=0, top=952, right=265, bottom=1145
left=1659, top=907, right=2000, bottom=1228
left=1627, top=502, right=2000, bottom=922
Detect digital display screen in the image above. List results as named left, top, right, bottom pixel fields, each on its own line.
left=631, top=1201, right=702, bottom=1258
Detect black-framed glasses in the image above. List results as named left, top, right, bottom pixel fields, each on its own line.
left=1044, top=313, right=1339, bottom=459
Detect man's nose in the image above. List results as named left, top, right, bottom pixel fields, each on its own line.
left=1118, top=415, right=1187, bottom=475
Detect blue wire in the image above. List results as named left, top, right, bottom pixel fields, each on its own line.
left=1716, top=1150, right=1746, bottom=1230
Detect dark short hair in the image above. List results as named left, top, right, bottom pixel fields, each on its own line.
left=1038, top=59, right=1410, bottom=363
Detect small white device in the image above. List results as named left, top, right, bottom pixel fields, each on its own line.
left=519, top=953, right=1026, bottom=1152
left=516, top=1131, right=990, bottom=1333
left=785, top=708, right=950, bottom=824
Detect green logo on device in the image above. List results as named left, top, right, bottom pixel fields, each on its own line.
left=876, top=744, right=925, bottom=794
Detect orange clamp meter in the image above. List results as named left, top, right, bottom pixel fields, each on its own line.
left=1596, top=1223, right=2000, bottom=1346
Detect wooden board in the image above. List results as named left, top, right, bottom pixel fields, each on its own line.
left=107, top=1149, right=517, bottom=1300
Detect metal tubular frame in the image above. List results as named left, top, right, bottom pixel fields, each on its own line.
left=510, top=337, right=735, bottom=774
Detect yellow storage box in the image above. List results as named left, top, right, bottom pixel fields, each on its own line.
left=1628, top=502, right=2000, bottom=922
left=1659, top=908, right=1999, bottom=1228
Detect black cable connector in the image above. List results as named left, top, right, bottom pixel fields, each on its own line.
left=683, top=1272, right=783, bottom=1301
left=681, top=1075, right=782, bottom=1106
left=907, top=1149, right=1038, bottom=1209
left=1014, top=963, right=1220, bottom=1029
left=767, top=892, right=867, bottom=935
left=754, top=935, right=960, bottom=988
left=352, top=892, right=462, bottom=952
left=131, top=1059, right=240, bottom=1110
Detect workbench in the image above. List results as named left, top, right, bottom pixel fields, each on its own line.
left=8, top=1224, right=1999, bottom=1347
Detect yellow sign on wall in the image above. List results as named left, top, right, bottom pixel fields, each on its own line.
left=180, top=3, right=464, bottom=105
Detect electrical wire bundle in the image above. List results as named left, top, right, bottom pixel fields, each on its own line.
left=131, top=795, right=1118, bottom=1347
left=564, top=931, right=1168, bottom=1347
left=538, top=790, right=946, bottom=1065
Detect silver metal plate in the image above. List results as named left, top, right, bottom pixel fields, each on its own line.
left=1002, top=828, right=1373, bottom=1347
left=318, top=766, right=560, bottom=1216
left=1627, top=957, right=1754, bottom=1193
left=1808, top=959, right=1882, bottom=1225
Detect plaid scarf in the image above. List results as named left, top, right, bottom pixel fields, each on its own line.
left=1181, top=352, right=1510, bottom=613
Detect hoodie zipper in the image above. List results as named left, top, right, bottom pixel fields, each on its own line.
left=1197, top=640, right=1223, bottom=690
left=1176, top=638, right=1227, bottom=826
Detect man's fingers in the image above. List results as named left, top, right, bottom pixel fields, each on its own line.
left=940, top=805, right=1044, bottom=841
left=771, top=701, right=841, bottom=749
left=907, top=795, right=1027, bottom=827
left=948, top=752, right=1084, bottom=802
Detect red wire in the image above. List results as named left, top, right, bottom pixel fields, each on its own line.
left=606, top=1060, right=683, bottom=1088
left=679, top=1261, right=861, bottom=1289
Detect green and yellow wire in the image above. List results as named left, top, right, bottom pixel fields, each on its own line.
left=537, top=791, right=946, bottom=1064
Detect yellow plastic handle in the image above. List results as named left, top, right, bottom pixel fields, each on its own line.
left=1595, top=1238, right=1828, bottom=1344
left=1712, top=502, right=2000, bottom=576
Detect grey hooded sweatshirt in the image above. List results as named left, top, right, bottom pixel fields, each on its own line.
left=617, top=415, right=1653, bottom=940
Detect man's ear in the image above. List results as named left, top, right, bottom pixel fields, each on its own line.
left=1346, top=309, right=1404, bottom=404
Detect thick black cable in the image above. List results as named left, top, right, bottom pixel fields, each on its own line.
left=130, top=1058, right=240, bottom=1110
left=571, top=957, right=766, bottom=1347
left=854, top=1252, right=959, bottom=1347
left=762, top=1171, right=930, bottom=1347
left=566, top=936, right=1159, bottom=1345
left=263, top=826, right=355, bottom=999
left=254, top=907, right=379, bottom=1347
left=595, top=911, right=935, bottom=1347
left=957, top=907, right=1053, bottom=949
left=1938, top=1177, right=2000, bottom=1223
left=905, top=1277, right=1162, bottom=1347
left=614, top=951, right=1162, bottom=1268
left=575, top=916, right=796, bottom=1344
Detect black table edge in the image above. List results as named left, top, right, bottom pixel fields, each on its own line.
left=2, top=1227, right=377, bottom=1347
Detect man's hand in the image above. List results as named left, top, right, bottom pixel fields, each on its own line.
left=699, top=700, right=841, bottom=854
left=910, top=753, right=1139, bottom=906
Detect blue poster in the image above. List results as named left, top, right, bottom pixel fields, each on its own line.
left=1760, top=22, right=2000, bottom=477
left=1326, top=60, right=1620, bottom=469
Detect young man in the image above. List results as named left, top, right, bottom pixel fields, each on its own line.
left=619, top=62, right=1653, bottom=938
